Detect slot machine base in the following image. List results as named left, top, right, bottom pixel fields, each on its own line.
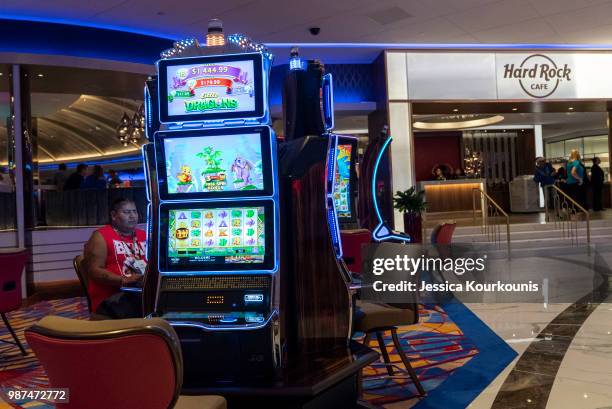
left=181, top=341, right=378, bottom=409
left=174, top=324, right=276, bottom=384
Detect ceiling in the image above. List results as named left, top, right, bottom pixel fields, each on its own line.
left=0, top=93, right=142, bottom=163
left=4, top=0, right=612, bottom=47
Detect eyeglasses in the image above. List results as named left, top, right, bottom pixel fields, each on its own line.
left=118, top=209, right=138, bottom=215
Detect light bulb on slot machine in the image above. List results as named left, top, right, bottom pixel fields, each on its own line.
left=206, top=19, right=225, bottom=47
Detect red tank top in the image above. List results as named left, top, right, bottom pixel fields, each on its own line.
left=88, top=225, right=147, bottom=312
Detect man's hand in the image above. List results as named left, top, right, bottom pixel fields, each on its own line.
left=121, top=273, right=144, bottom=287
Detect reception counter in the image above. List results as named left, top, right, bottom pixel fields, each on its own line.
left=419, top=179, right=485, bottom=212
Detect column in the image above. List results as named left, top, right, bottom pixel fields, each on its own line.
left=9, top=64, right=36, bottom=295
left=385, top=52, right=415, bottom=232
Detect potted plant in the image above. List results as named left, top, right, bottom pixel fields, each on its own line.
left=393, top=187, right=427, bottom=243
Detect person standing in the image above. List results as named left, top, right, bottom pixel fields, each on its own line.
left=81, top=165, right=107, bottom=189
left=566, top=149, right=586, bottom=209
left=107, top=169, right=123, bottom=188
left=53, top=164, right=68, bottom=191
left=590, top=157, right=605, bottom=211
left=64, top=164, right=88, bottom=190
left=534, top=157, right=556, bottom=208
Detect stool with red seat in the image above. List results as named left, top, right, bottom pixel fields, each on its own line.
left=0, top=248, right=29, bottom=356
left=430, top=222, right=457, bottom=245
left=25, top=316, right=226, bottom=409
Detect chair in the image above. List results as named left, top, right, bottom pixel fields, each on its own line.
left=25, top=316, right=226, bottom=409
left=73, top=255, right=92, bottom=313
left=355, top=301, right=426, bottom=397
left=430, top=222, right=457, bottom=245
left=0, top=248, right=29, bottom=356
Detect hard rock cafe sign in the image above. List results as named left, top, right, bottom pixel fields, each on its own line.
left=501, top=54, right=572, bottom=98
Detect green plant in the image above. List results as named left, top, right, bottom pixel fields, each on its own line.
left=393, top=187, right=427, bottom=215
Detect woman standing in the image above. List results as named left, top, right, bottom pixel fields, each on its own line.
left=566, top=149, right=586, bottom=209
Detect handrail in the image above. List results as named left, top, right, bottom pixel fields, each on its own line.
left=544, top=184, right=590, bottom=245
left=472, top=188, right=511, bottom=254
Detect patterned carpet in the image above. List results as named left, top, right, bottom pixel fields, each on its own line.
left=0, top=299, right=477, bottom=409
left=0, top=298, right=89, bottom=409
left=360, top=304, right=479, bottom=408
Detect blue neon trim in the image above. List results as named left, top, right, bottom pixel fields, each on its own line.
left=266, top=42, right=612, bottom=51
left=0, top=15, right=176, bottom=40
left=120, top=287, right=143, bottom=293
left=144, top=85, right=153, bottom=139
left=141, top=144, right=151, bottom=202
left=372, top=137, right=392, bottom=225
left=326, top=134, right=343, bottom=259
left=37, top=155, right=142, bottom=170
left=168, top=310, right=277, bottom=331
left=322, top=73, right=334, bottom=131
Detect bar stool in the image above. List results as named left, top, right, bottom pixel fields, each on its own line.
left=355, top=300, right=426, bottom=397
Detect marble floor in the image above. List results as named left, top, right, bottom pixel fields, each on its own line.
left=465, top=293, right=612, bottom=408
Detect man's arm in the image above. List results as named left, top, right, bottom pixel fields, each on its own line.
left=85, top=231, right=122, bottom=287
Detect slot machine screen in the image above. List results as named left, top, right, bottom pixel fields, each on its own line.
left=158, top=53, right=264, bottom=123
left=159, top=201, right=275, bottom=272
left=333, top=141, right=356, bottom=222
left=156, top=126, right=273, bottom=200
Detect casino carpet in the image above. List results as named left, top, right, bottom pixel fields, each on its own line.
left=359, top=304, right=479, bottom=408
left=0, top=299, right=477, bottom=409
left=0, top=297, right=89, bottom=409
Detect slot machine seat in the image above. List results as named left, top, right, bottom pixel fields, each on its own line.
left=72, top=255, right=111, bottom=321
left=25, top=316, right=227, bottom=409
left=73, top=255, right=92, bottom=313
left=354, top=301, right=426, bottom=397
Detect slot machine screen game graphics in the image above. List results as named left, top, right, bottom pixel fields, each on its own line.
left=155, top=126, right=274, bottom=200
left=164, top=133, right=264, bottom=194
left=334, top=143, right=353, bottom=220
left=159, top=201, right=275, bottom=272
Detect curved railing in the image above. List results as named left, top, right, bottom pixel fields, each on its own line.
left=472, top=188, right=511, bottom=254
left=544, top=184, right=590, bottom=245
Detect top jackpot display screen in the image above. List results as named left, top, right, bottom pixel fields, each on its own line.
left=157, top=53, right=265, bottom=123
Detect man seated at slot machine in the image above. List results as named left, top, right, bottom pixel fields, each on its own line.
left=84, top=198, right=147, bottom=318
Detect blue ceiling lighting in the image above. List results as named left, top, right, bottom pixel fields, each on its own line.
left=265, top=42, right=612, bottom=50
left=38, top=155, right=143, bottom=171
left=0, top=14, right=176, bottom=40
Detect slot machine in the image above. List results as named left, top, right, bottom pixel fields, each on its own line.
left=141, top=25, right=375, bottom=406
left=141, top=30, right=281, bottom=383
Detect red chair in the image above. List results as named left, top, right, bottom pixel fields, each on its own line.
left=430, top=222, right=457, bottom=245
left=0, top=248, right=29, bottom=356
left=25, top=316, right=226, bottom=409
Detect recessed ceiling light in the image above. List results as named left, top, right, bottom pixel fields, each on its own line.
left=0, top=73, right=3, bottom=76
left=568, top=107, right=574, bottom=110
left=412, top=114, right=504, bottom=130
left=512, top=107, right=518, bottom=111
left=37, top=73, right=44, bottom=77
left=452, top=108, right=459, bottom=112
left=503, top=129, right=507, bottom=132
